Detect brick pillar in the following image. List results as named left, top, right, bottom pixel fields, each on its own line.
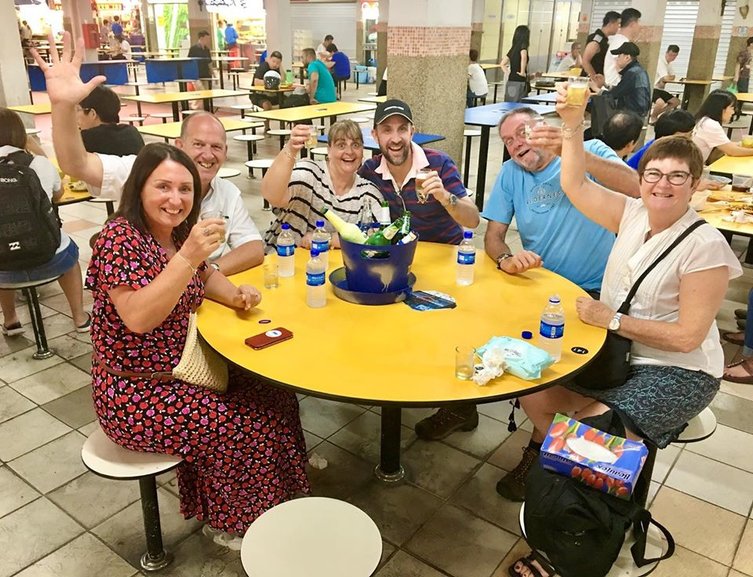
left=60, top=0, right=98, bottom=62
left=724, top=8, right=753, bottom=83
left=632, top=0, right=667, bottom=92
left=471, top=0, right=483, bottom=55
left=376, top=0, right=388, bottom=83
left=187, top=0, right=211, bottom=50
left=387, top=1, right=473, bottom=162
left=576, top=0, right=593, bottom=49
left=683, top=0, right=723, bottom=112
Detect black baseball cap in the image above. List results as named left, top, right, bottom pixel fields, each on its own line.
left=374, top=99, right=413, bottom=126
left=610, top=42, right=640, bottom=57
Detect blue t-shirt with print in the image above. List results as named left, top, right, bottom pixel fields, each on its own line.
left=482, top=139, right=618, bottom=291
left=307, top=60, right=337, bottom=103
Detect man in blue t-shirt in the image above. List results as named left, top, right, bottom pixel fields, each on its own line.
left=302, top=47, right=337, bottom=104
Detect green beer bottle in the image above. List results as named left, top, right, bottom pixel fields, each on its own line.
left=365, top=215, right=403, bottom=246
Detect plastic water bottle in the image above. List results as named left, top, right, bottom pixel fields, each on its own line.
left=311, top=220, right=331, bottom=269
left=277, top=223, right=295, bottom=278
left=539, top=295, right=565, bottom=362
left=456, top=230, right=476, bottom=286
left=306, top=249, right=326, bottom=308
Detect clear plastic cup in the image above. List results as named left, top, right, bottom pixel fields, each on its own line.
left=415, top=168, right=437, bottom=203
left=566, top=76, right=589, bottom=106
left=263, top=262, right=279, bottom=289
left=455, top=345, right=477, bottom=380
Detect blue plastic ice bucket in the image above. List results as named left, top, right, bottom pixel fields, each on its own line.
left=340, top=237, right=418, bottom=293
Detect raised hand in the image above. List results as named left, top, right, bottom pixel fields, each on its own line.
left=554, top=82, right=588, bottom=127
left=179, top=219, right=225, bottom=268
left=30, top=31, right=106, bottom=106
left=288, top=124, right=312, bottom=153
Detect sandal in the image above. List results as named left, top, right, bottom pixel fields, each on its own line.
left=723, top=358, right=753, bottom=384
left=509, top=550, right=556, bottom=577
left=1, top=321, right=25, bottom=337
left=722, top=331, right=745, bottom=346
left=75, top=312, right=91, bottom=333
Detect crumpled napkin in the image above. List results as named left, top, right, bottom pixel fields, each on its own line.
left=474, top=336, right=555, bottom=385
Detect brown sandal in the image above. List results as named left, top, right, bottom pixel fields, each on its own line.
left=508, top=550, right=556, bottom=577
left=722, top=331, right=745, bottom=346
left=723, top=358, right=753, bottom=384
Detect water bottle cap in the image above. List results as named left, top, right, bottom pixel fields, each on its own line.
left=521, top=331, right=533, bottom=340
left=281, top=223, right=290, bottom=230
left=549, top=295, right=561, bottom=304
left=315, top=220, right=324, bottom=227
left=463, top=230, right=473, bottom=239
left=371, top=222, right=381, bottom=229
left=311, top=248, right=320, bottom=257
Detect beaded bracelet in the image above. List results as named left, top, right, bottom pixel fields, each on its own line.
left=175, top=252, right=196, bottom=274
left=281, top=147, right=297, bottom=162
left=561, top=120, right=585, bottom=140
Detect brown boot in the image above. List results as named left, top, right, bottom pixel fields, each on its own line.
left=496, top=445, right=539, bottom=502
left=414, top=405, right=479, bottom=441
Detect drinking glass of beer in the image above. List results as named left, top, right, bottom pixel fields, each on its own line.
left=566, top=76, right=589, bottom=106
left=415, top=168, right=437, bottom=203
left=305, top=126, right=319, bottom=150
left=200, top=210, right=226, bottom=243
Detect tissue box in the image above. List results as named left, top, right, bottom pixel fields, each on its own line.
left=540, top=413, right=648, bottom=499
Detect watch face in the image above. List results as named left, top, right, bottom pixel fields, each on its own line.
left=608, top=317, right=620, bottom=331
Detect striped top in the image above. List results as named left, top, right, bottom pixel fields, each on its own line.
left=264, top=158, right=383, bottom=250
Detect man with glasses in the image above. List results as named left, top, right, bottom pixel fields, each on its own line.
left=444, top=108, right=639, bottom=499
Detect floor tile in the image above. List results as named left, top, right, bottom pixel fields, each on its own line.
left=48, top=471, right=141, bottom=529
left=8, top=430, right=88, bottom=493
left=665, top=450, right=753, bottom=515
left=650, top=544, right=728, bottom=577
left=490, top=538, right=531, bottom=576
left=70, top=352, right=93, bottom=374
left=400, top=407, right=437, bottom=429
left=711, top=392, right=753, bottom=436
left=42, top=386, right=96, bottom=429
left=477, top=399, right=518, bottom=423
left=146, top=532, right=245, bottom=577
left=298, top=396, right=367, bottom=438
left=734, top=519, right=753, bottom=575
left=40, top=290, right=93, bottom=316
left=0, top=467, right=40, bottom=518
left=401, top=440, right=480, bottom=499
left=730, top=570, right=753, bottom=577
left=78, top=420, right=99, bottom=437
left=649, top=487, right=745, bottom=565
left=34, top=313, right=86, bottom=341
left=329, top=410, right=414, bottom=464
left=0, top=408, right=71, bottom=461
left=405, top=505, right=518, bottom=577
left=10, top=362, right=90, bottom=405
left=0, top=498, right=83, bottom=577
left=348, top=481, right=443, bottom=546
left=0, top=348, right=64, bottom=383
left=45, top=334, right=92, bottom=360
left=93, top=488, right=201, bottom=568
left=487, top=428, right=534, bottom=472
left=440, top=413, right=510, bottom=459
left=652, top=444, right=682, bottom=484
left=684, top=423, right=753, bottom=474
left=720, top=380, right=753, bottom=403
left=379, top=540, right=397, bottom=570
left=0, top=334, right=35, bottom=358
left=375, top=550, right=447, bottom=577
left=304, top=429, right=324, bottom=453
left=451, top=462, right=523, bottom=535
left=14, top=532, right=135, bottom=577
left=0, top=385, right=36, bottom=424
left=307, top=442, right=375, bottom=500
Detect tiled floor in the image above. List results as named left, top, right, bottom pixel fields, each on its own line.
left=2, top=73, right=753, bottom=576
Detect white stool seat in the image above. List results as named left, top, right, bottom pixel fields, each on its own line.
left=309, top=146, right=329, bottom=158
left=25, top=128, right=41, bottom=136
left=0, top=275, right=60, bottom=290
left=464, top=129, right=482, bottom=137
left=349, top=117, right=370, bottom=124
left=266, top=129, right=292, bottom=136
left=245, top=159, right=275, bottom=170
left=231, top=103, right=259, bottom=111
left=181, top=110, right=201, bottom=117
left=241, top=497, right=381, bottom=577
left=82, top=428, right=181, bottom=480
left=217, top=167, right=241, bottom=179
left=367, top=92, right=378, bottom=96
left=150, top=112, right=174, bottom=119
left=233, top=134, right=265, bottom=143
left=123, top=116, right=146, bottom=124
left=675, top=407, right=717, bottom=443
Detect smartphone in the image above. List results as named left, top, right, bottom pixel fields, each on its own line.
left=245, top=327, right=294, bottom=350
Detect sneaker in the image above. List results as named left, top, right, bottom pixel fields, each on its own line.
left=202, top=525, right=243, bottom=551
left=414, top=406, right=479, bottom=441
left=1, top=321, right=25, bottom=337
left=75, top=312, right=92, bottom=333
left=735, top=308, right=747, bottom=320
left=496, top=446, right=539, bottom=502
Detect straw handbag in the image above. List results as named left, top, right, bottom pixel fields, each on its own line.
left=173, top=313, right=228, bottom=393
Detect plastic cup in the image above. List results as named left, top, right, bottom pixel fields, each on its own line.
left=566, top=76, right=589, bottom=106
left=524, top=115, right=545, bottom=141
left=415, top=169, right=437, bottom=204
left=305, top=126, right=318, bottom=150
left=263, top=263, right=279, bottom=289
left=732, top=174, right=752, bottom=192
left=743, top=135, right=753, bottom=148
left=455, top=345, right=477, bottom=380
left=200, top=210, right=226, bottom=243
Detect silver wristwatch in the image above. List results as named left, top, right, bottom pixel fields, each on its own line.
left=608, top=312, right=623, bottom=332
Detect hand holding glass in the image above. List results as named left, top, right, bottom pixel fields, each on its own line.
left=415, top=169, right=437, bottom=203
left=200, top=210, right=226, bottom=243
left=566, top=76, right=589, bottom=106
left=305, top=126, right=319, bottom=150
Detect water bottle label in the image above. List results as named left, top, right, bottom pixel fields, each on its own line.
left=312, top=240, right=330, bottom=253
left=539, top=321, right=564, bottom=339
left=306, top=272, right=325, bottom=286
left=457, top=251, right=476, bottom=265
left=277, top=244, right=295, bottom=257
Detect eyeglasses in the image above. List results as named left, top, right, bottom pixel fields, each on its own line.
left=641, top=168, right=692, bottom=186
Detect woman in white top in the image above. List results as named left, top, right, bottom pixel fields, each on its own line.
left=506, top=83, right=742, bottom=577
left=261, top=119, right=383, bottom=250
left=467, top=49, right=488, bottom=107
left=110, top=34, right=131, bottom=60
left=692, top=89, right=753, bottom=164
left=0, top=108, right=89, bottom=336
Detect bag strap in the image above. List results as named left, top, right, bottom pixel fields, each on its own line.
left=629, top=507, right=676, bottom=566
left=616, top=219, right=706, bottom=314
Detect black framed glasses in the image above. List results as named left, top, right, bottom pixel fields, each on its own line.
left=641, top=168, right=692, bottom=186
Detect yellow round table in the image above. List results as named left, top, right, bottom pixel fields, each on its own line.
left=198, top=242, right=605, bottom=480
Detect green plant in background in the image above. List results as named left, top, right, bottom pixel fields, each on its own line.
left=160, top=4, right=189, bottom=49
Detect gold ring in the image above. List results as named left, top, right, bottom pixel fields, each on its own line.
left=203, top=228, right=212, bottom=237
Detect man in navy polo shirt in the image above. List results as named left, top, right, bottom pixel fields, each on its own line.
left=359, top=99, right=479, bottom=244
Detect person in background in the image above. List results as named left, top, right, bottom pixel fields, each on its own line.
left=599, top=42, right=651, bottom=119
left=262, top=120, right=383, bottom=250
left=330, top=45, right=352, bottom=88
left=602, top=7, right=641, bottom=88
left=0, top=108, right=89, bottom=337
left=187, top=31, right=213, bottom=109
left=722, top=291, right=753, bottom=383
left=467, top=49, right=488, bottom=107
left=692, top=89, right=753, bottom=164
left=225, top=21, right=239, bottom=66
left=251, top=50, right=283, bottom=110
left=302, top=47, right=336, bottom=104
left=556, top=42, right=583, bottom=72
left=628, top=109, right=695, bottom=169
left=600, top=110, right=644, bottom=159
left=582, top=11, right=621, bottom=82
left=86, top=142, right=309, bottom=550
left=215, top=20, right=226, bottom=51
left=734, top=37, right=753, bottom=93
left=649, top=45, right=681, bottom=124
left=99, top=19, right=110, bottom=45
left=110, top=33, right=131, bottom=60
left=502, top=25, right=530, bottom=102
left=316, top=34, right=334, bottom=59
left=110, top=16, right=123, bottom=37
left=34, top=34, right=265, bottom=276
left=20, top=20, right=33, bottom=43
left=77, top=85, right=144, bottom=156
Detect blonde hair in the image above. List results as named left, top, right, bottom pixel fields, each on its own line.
left=327, top=120, right=363, bottom=147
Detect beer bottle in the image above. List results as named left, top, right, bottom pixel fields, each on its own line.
left=365, top=216, right=402, bottom=246
left=391, top=211, right=412, bottom=244
left=323, top=208, right=367, bottom=244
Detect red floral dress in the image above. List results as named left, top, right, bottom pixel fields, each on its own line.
left=85, top=219, right=310, bottom=534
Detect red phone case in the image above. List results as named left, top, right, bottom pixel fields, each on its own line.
left=245, top=327, right=294, bottom=350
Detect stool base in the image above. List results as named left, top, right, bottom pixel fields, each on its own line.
left=140, top=550, right=173, bottom=572
left=373, top=464, right=405, bottom=484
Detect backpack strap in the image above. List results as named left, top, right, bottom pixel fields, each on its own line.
left=3, top=150, right=34, bottom=168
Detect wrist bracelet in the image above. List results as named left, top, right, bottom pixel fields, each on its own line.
left=175, top=252, right=196, bottom=274
left=562, top=121, right=585, bottom=140
left=281, top=147, right=297, bottom=162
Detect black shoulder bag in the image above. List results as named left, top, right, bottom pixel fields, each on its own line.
left=575, top=219, right=705, bottom=390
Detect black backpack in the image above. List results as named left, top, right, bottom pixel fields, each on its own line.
left=0, top=151, right=61, bottom=271
left=523, top=411, right=675, bottom=577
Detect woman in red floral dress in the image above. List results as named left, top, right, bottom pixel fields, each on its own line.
left=85, top=143, right=310, bottom=542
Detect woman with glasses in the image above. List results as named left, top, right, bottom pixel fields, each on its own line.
left=692, top=89, right=753, bottom=164
left=507, top=86, right=741, bottom=577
